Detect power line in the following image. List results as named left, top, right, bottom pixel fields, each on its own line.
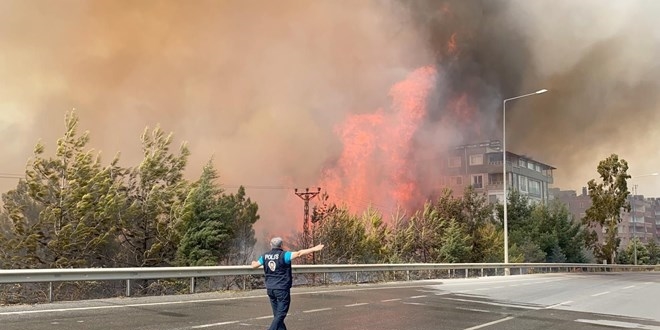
left=222, top=185, right=294, bottom=190
left=0, top=173, right=23, bottom=179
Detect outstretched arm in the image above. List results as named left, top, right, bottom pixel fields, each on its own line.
left=250, top=260, right=262, bottom=268
left=290, top=244, right=324, bottom=260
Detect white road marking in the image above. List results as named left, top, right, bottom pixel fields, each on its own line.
left=409, top=295, right=427, bottom=299
left=0, top=296, right=262, bottom=316
left=464, top=316, right=515, bottom=330
left=456, top=307, right=492, bottom=313
left=545, top=301, right=573, bottom=309
left=444, top=297, right=540, bottom=310
left=623, top=285, right=636, bottom=289
left=303, top=308, right=332, bottom=313
left=575, top=319, right=660, bottom=329
left=403, top=302, right=426, bottom=306
left=381, top=298, right=401, bottom=302
left=345, top=303, right=369, bottom=307
left=591, top=291, right=610, bottom=297
left=192, top=321, right=238, bottom=328
left=493, top=286, right=505, bottom=289
left=2, top=283, right=449, bottom=316
left=255, top=315, right=272, bottom=320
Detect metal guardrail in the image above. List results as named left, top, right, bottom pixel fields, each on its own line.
left=1, top=263, right=657, bottom=302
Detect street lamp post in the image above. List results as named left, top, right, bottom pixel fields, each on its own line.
left=629, top=172, right=659, bottom=265
left=503, top=89, right=547, bottom=272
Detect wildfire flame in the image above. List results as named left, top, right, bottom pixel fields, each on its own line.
left=319, top=66, right=437, bottom=214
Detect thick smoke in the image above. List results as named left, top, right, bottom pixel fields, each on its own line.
left=407, top=0, right=660, bottom=196
left=0, top=1, right=432, bottom=234
left=2, top=0, right=660, bottom=237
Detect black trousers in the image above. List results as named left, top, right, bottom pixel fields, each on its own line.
left=267, top=289, right=291, bottom=330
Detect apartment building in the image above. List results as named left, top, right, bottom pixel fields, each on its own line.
left=549, top=187, right=591, bottom=220
left=442, top=140, right=555, bottom=204
left=622, top=196, right=660, bottom=245
left=550, top=188, right=660, bottom=245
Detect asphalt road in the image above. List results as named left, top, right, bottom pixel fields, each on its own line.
left=1, top=272, right=659, bottom=330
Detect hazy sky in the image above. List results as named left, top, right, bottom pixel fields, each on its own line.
left=2, top=0, right=660, bottom=234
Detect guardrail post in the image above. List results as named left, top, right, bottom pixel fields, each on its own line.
left=465, top=269, right=468, bottom=278
left=190, top=277, right=195, bottom=294
left=480, top=268, right=483, bottom=277
left=49, top=282, right=53, bottom=303
left=126, top=279, right=131, bottom=297
left=355, top=272, right=358, bottom=283
left=407, top=270, right=410, bottom=281
left=243, top=276, right=247, bottom=290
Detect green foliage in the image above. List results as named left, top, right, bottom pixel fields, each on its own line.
left=499, top=190, right=533, bottom=262
left=474, top=222, right=503, bottom=263
left=383, top=210, right=411, bottom=263
left=438, top=219, right=471, bottom=263
left=315, top=208, right=366, bottom=263
left=646, top=240, right=660, bottom=265
left=176, top=161, right=232, bottom=266
left=529, top=201, right=587, bottom=263
left=1, top=180, right=45, bottom=268
left=405, top=202, right=445, bottom=263
left=0, top=112, right=262, bottom=273
left=510, top=241, right=545, bottom=263
left=360, top=207, right=389, bottom=263
left=583, top=154, right=630, bottom=264
left=117, top=126, right=191, bottom=267
left=220, top=186, right=260, bottom=265
left=1, top=111, right=124, bottom=268
left=617, top=238, right=650, bottom=265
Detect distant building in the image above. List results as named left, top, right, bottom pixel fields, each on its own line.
left=442, top=140, right=555, bottom=204
left=624, top=196, right=660, bottom=245
left=549, top=187, right=591, bottom=220
left=549, top=188, right=660, bottom=245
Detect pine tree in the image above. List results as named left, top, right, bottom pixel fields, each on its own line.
left=118, top=126, right=190, bottom=267
left=2, top=111, right=123, bottom=268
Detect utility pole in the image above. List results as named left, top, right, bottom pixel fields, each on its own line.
left=632, top=184, right=638, bottom=265
left=295, top=187, right=321, bottom=263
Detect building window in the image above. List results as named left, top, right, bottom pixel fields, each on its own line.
left=535, top=164, right=541, bottom=172
left=527, top=162, right=535, bottom=170
left=469, top=154, right=484, bottom=166
left=489, top=194, right=500, bottom=203
left=519, top=176, right=528, bottom=192
left=489, top=154, right=502, bottom=165
left=518, top=159, right=526, bottom=167
left=471, top=174, right=483, bottom=189
left=448, top=156, right=461, bottom=168
left=451, top=176, right=463, bottom=185
left=529, top=180, right=541, bottom=195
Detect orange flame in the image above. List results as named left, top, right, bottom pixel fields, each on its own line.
left=319, top=66, right=437, bottom=214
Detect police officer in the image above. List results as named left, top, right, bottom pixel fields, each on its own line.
left=251, top=237, right=324, bottom=330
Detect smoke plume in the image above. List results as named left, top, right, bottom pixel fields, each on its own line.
left=2, top=0, right=660, bottom=236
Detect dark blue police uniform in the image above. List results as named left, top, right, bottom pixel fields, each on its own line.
left=259, top=248, right=293, bottom=330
